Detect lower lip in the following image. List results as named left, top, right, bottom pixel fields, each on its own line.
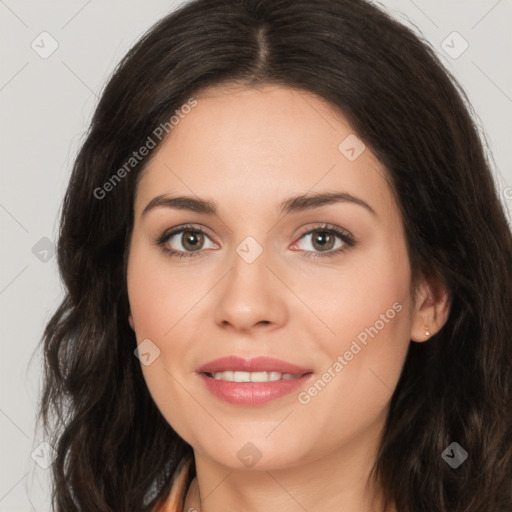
left=198, top=372, right=313, bottom=406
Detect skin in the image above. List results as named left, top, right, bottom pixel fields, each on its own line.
left=126, top=84, right=451, bottom=512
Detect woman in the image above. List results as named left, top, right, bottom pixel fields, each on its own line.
left=37, top=0, right=512, bottom=511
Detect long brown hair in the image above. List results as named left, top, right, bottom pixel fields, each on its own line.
left=36, top=0, right=512, bottom=510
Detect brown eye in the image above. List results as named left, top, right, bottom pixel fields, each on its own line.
left=291, top=223, right=356, bottom=260
left=157, top=225, right=216, bottom=258
left=296, top=227, right=350, bottom=254
left=310, top=231, right=336, bottom=252
left=180, top=230, right=204, bottom=252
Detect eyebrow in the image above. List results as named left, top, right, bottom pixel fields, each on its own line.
left=141, top=191, right=377, bottom=218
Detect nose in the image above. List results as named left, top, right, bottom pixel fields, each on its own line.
left=213, top=244, right=288, bottom=334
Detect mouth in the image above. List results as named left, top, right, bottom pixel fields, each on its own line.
left=196, top=356, right=314, bottom=406
left=202, top=370, right=311, bottom=382
left=196, top=355, right=312, bottom=375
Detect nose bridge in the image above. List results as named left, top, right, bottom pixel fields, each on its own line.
left=235, top=234, right=266, bottom=266
left=213, top=230, right=287, bottom=331
left=228, top=232, right=273, bottom=302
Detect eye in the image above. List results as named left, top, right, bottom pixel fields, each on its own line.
left=156, top=224, right=217, bottom=259
left=292, top=223, right=355, bottom=259
left=155, top=223, right=356, bottom=260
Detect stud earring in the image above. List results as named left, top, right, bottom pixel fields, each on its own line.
left=425, top=327, right=430, bottom=337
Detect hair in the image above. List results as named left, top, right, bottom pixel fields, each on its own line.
left=35, top=0, right=512, bottom=510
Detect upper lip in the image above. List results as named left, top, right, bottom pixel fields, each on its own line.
left=196, top=356, right=312, bottom=375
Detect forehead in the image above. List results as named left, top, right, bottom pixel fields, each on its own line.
left=134, top=84, right=393, bottom=218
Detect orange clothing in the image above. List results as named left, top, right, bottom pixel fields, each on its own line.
left=152, top=456, right=194, bottom=512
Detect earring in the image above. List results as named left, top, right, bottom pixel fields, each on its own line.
left=425, top=327, right=430, bottom=337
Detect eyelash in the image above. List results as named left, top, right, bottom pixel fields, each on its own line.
left=155, top=223, right=356, bottom=260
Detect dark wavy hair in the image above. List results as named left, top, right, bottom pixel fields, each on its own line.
left=35, top=0, right=512, bottom=510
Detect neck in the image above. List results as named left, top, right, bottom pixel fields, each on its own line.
left=183, top=415, right=395, bottom=512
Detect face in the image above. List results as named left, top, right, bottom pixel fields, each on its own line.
left=126, top=84, right=427, bottom=471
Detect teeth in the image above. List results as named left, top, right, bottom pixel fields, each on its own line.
left=211, top=371, right=301, bottom=382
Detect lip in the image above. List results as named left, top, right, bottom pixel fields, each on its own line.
left=196, top=356, right=314, bottom=406
left=196, top=356, right=312, bottom=374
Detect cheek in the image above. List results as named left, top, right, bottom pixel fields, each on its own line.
left=127, top=245, right=191, bottom=340
left=293, top=302, right=411, bottom=459
left=295, top=244, right=412, bottom=428
left=298, top=234, right=411, bottom=353
left=126, top=245, right=184, bottom=387
left=127, top=246, right=199, bottom=440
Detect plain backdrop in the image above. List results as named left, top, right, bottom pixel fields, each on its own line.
left=1, top=1, right=511, bottom=510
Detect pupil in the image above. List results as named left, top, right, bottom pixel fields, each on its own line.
left=313, top=232, right=333, bottom=251
left=183, top=231, right=202, bottom=251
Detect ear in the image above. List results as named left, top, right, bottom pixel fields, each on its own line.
left=410, top=274, right=451, bottom=342
left=128, top=312, right=135, bottom=331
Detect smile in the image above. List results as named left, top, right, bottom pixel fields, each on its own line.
left=205, top=370, right=307, bottom=382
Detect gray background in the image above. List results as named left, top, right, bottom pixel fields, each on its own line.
left=1, top=1, right=511, bottom=510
